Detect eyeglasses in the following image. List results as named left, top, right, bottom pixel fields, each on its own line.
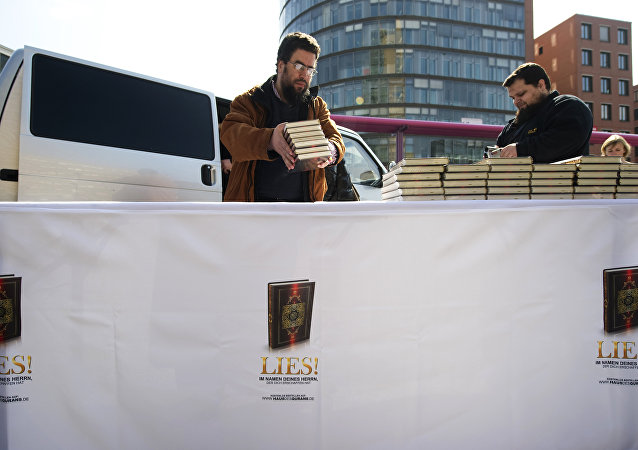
left=287, top=60, right=318, bottom=77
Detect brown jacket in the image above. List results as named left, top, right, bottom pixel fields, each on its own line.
left=220, top=78, right=345, bottom=202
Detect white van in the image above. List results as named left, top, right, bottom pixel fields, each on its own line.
left=0, top=46, right=222, bottom=201
left=0, top=46, right=385, bottom=202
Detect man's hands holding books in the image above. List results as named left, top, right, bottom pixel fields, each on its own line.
left=269, top=122, right=335, bottom=170
left=304, top=156, right=332, bottom=169
left=499, top=143, right=518, bottom=158
left=485, top=143, right=518, bottom=158
left=269, top=123, right=297, bottom=170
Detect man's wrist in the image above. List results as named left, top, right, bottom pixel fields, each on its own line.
left=327, top=141, right=338, bottom=165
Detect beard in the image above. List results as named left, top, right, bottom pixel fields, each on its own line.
left=513, top=94, right=547, bottom=124
left=280, top=66, right=310, bottom=105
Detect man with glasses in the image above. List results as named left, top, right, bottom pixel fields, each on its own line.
left=221, top=32, right=345, bottom=202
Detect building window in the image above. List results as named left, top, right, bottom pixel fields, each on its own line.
left=582, top=75, right=593, bottom=92
left=581, top=23, right=592, bottom=39
left=585, top=102, right=594, bottom=115
left=619, top=80, right=629, bottom=96
left=618, top=54, right=628, bottom=70
left=581, top=49, right=592, bottom=65
left=600, top=52, right=610, bottom=68
left=619, top=105, right=629, bottom=122
left=0, top=54, right=10, bottom=72
left=618, top=28, right=628, bottom=44
left=601, top=104, right=611, bottom=120
left=601, top=77, right=611, bottom=94
left=538, top=46, right=543, bottom=55
left=600, top=26, right=610, bottom=42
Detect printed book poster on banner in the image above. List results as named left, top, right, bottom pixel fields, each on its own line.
left=596, top=266, right=638, bottom=389
left=0, top=274, right=31, bottom=407
left=260, top=279, right=319, bottom=404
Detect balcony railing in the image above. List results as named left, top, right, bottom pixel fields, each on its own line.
left=332, top=114, right=638, bottom=161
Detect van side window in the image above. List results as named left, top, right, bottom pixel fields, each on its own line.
left=30, top=54, right=214, bottom=160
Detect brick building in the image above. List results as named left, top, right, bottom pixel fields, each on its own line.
left=534, top=14, right=633, bottom=159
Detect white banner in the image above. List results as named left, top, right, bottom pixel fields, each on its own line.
left=1, top=200, right=637, bottom=449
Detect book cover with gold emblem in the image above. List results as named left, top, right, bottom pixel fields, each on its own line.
left=603, top=266, right=638, bottom=332
left=0, top=274, right=21, bottom=342
left=268, top=280, right=315, bottom=349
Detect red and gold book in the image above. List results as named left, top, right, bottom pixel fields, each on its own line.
left=268, top=280, right=315, bottom=349
left=0, top=274, right=21, bottom=342
left=603, top=266, right=638, bottom=332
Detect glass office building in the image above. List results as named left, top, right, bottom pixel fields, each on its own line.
left=279, top=0, right=532, bottom=163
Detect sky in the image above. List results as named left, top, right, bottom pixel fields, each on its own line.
left=1, top=0, right=637, bottom=100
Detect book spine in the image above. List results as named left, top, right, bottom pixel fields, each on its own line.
left=268, top=285, right=273, bottom=348
left=603, top=272, right=609, bottom=332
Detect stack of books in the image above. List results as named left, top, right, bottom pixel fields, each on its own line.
left=480, top=157, right=533, bottom=199
left=442, top=164, right=489, bottom=200
left=283, top=120, right=331, bottom=161
left=573, top=156, right=620, bottom=199
left=616, top=163, right=638, bottom=199
left=381, top=158, right=448, bottom=201
left=530, top=163, right=576, bottom=199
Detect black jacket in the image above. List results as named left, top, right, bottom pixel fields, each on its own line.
left=323, top=159, right=360, bottom=201
left=497, top=91, right=593, bottom=163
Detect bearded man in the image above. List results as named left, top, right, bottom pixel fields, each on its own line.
left=495, top=63, right=593, bottom=163
left=220, top=32, right=345, bottom=202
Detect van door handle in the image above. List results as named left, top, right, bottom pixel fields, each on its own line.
left=0, top=169, right=18, bottom=182
left=201, top=164, right=215, bottom=186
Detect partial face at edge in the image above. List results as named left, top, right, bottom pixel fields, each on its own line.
left=603, top=142, right=626, bottom=157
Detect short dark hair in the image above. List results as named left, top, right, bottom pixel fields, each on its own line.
left=503, top=63, right=551, bottom=90
left=277, top=32, right=321, bottom=64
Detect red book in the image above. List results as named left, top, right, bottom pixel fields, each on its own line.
left=603, top=266, right=638, bottom=332
left=268, top=280, right=315, bottom=349
left=0, top=274, right=21, bottom=342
